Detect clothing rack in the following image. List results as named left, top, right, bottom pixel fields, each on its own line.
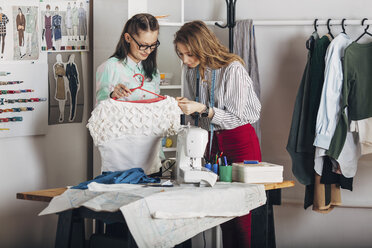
left=252, top=19, right=372, bottom=26
left=215, top=0, right=237, bottom=52
left=214, top=0, right=372, bottom=52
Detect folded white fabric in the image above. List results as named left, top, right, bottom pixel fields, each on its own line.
left=87, top=96, right=182, bottom=173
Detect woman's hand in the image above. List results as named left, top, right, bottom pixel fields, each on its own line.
left=177, top=98, right=206, bottom=115
left=111, top=83, right=132, bottom=99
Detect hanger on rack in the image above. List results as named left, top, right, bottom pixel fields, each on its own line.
left=341, top=18, right=347, bottom=34
left=355, top=18, right=372, bottom=42
left=114, top=73, right=166, bottom=103
left=327, top=19, right=334, bottom=39
left=313, top=19, right=318, bottom=32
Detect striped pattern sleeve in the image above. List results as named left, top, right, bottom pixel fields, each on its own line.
left=211, top=62, right=261, bottom=129
left=183, top=62, right=261, bottom=131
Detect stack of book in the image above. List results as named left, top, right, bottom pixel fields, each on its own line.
left=232, top=162, right=283, bottom=183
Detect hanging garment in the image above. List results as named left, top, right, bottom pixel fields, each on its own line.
left=313, top=33, right=360, bottom=178
left=54, top=63, right=66, bottom=100
left=327, top=42, right=372, bottom=159
left=287, top=32, right=331, bottom=186
left=233, top=19, right=261, bottom=142
left=350, top=118, right=372, bottom=155
left=87, top=97, right=182, bottom=174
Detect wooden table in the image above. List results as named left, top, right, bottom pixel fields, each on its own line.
left=17, top=180, right=295, bottom=248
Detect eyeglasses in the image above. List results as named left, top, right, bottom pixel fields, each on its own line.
left=128, top=34, right=160, bottom=51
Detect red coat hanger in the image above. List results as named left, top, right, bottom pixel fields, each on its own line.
left=113, top=73, right=166, bottom=103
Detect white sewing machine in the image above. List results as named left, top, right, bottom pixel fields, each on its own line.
left=175, top=125, right=218, bottom=187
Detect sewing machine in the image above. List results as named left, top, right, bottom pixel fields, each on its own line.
left=175, top=125, right=218, bottom=186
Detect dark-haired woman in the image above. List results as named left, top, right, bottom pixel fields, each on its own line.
left=96, top=13, right=161, bottom=104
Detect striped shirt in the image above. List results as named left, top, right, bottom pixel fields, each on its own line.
left=183, top=61, right=261, bottom=131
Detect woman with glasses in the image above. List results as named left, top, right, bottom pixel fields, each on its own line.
left=96, top=13, right=160, bottom=104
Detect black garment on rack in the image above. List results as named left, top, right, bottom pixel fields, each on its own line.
left=287, top=33, right=330, bottom=186
left=320, top=156, right=353, bottom=191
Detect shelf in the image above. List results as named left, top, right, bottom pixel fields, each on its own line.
left=159, top=21, right=223, bottom=27
left=163, top=147, right=177, bottom=152
left=160, top=85, right=182, bottom=90
left=159, top=22, right=183, bottom=26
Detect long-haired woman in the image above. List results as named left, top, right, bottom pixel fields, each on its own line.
left=96, top=13, right=161, bottom=104
left=175, top=20, right=261, bottom=248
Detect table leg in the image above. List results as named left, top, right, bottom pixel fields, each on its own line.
left=55, top=210, right=73, bottom=248
left=251, top=189, right=281, bottom=248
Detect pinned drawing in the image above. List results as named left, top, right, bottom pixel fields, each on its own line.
left=12, top=6, right=39, bottom=60
left=53, top=54, right=67, bottom=122
left=48, top=52, right=84, bottom=125
left=41, top=1, right=89, bottom=52
left=0, top=6, right=9, bottom=60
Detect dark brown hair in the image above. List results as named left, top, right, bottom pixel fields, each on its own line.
left=111, top=13, right=159, bottom=80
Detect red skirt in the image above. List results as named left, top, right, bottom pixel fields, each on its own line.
left=209, top=123, right=261, bottom=248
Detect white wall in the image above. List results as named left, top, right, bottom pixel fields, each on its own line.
left=184, top=0, right=372, bottom=247
left=0, top=8, right=93, bottom=248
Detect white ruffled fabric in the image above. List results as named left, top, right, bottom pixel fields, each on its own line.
left=87, top=96, right=183, bottom=174
left=87, top=96, right=182, bottom=146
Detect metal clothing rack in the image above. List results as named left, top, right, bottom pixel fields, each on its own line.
left=214, top=0, right=372, bottom=52
left=215, top=0, right=237, bottom=52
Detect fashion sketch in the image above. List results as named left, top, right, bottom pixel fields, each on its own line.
left=53, top=54, right=67, bottom=122
left=42, top=4, right=53, bottom=50
left=0, top=6, right=9, bottom=59
left=52, top=6, right=62, bottom=50
left=65, top=2, right=73, bottom=41
left=65, top=54, right=80, bottom=121
left=48, top=52, right=84, bottom=125
left=24, top=7, right=37, bottom=58
left=16, top=7, right=26, bottom=57
left=78, top=2, right=87, bottom=41
left=71, top=2, right=78, bottom=41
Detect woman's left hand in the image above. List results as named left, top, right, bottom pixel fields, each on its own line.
left=177, top=98, right=206, bottom=115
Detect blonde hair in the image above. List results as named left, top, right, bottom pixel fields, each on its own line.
left=174, top=20, right=244, bottom=79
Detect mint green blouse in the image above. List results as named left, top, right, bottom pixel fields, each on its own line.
left=96, top=57, right=160, bottom=104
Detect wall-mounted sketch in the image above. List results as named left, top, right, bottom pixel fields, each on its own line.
left=48, top=52, right=83, bottom=125
left=0, top=6, right=9, bottom=60
left=41, top=1, right=89, bottom=52
left=12, top=5, right=39, bottom=60
left=53, top=54, right=66, bottom=122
